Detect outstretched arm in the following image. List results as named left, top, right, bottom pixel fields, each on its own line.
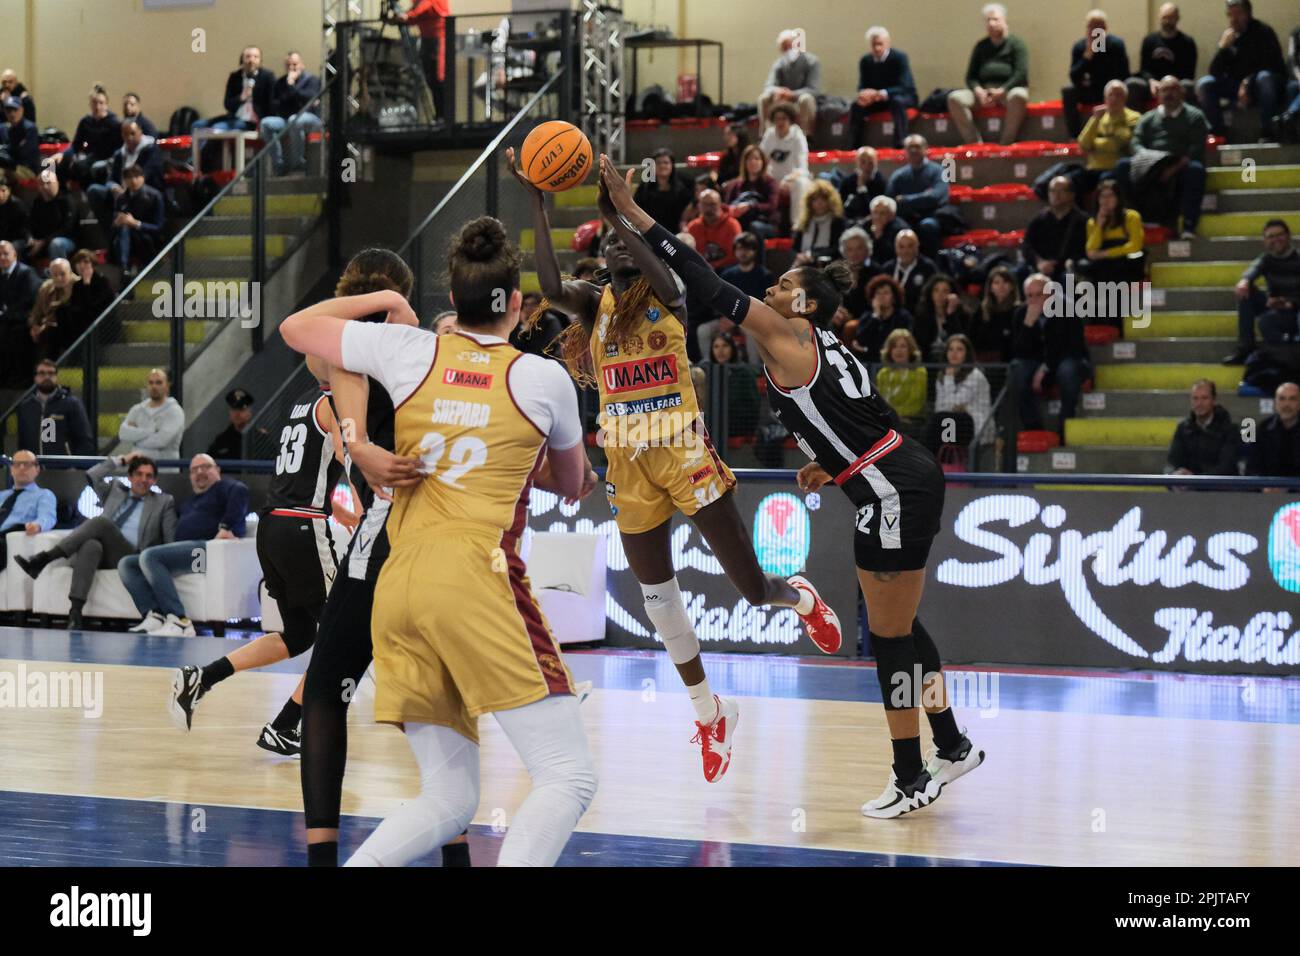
left=280, top=290, right=417, bottom=367
left=598, top=155, right=815, bottom=383
left=505, top=146, right=599, bottom=326
left=596, top=179, right=683, bottom=309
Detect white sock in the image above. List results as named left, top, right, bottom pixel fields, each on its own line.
left=793, top=586, right=815, bottom=615
left=686, top=680, right=718, bottom=723
left=493, top=695, right=597, bottom=867
left=344, top=721, right=480, bottom=867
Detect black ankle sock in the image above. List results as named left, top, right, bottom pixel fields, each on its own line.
left=441, top=833, right=472, bottom=868
left=891, top=735, right=923, bottom=783
left=272, top=698, right=302, bottom=732
left=200, top=656, right=234, bottom=691
left=926, top=707, right=964, bottom=753
left=307, top=841, right=338, bottom=867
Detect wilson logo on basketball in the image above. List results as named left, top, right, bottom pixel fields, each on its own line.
left=545, top=151, right=589, bottom=188
left=602, top=354, right=678, bottom=394
left=443, top=369, right=493, bottom=389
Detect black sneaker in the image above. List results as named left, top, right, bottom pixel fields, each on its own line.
left=168, top=665, right=205, bottom=730
left=257, top=723, right=302, bottom=757
left=861, top=767, right=942, bottom=819
left=14, top=552, right=50, bottom=579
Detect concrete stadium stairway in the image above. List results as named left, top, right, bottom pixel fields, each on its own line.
left=1020, top=143, right=1300, bottom=475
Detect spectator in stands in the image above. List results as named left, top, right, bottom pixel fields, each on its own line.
left=686, top=189, right=742, bottom=271
left=948, top=4, right=1031, bottom=146
left=867, top=196, right=907, bottom=267
left=634, top=148, right=695, bottom=232
left=1011, top=272, right=1091, bottom=433
left=28, top=257, right=74, bottom=361
left=45, top=85, right=120, bottom=184
left=759, top=102, right=810, bottom=228
left=833, top=146, right=887, bottom=223
left=261, top=51, right=323, bottom=176
left=720, top=145, right=780, bottom=241
left=836, top=226, right=877, bottom=319
left=880, top=228, right=936, bottom=312
left=679, top=173, right=717, bottom=229
left=851, top=274, right=911, bottom=363
left=1079, top=178, right=1145, bottom=291
left=120, top=368, right=184, bottom=461
left=1226, top=219, right=1299, bottom=363
left=116, top=453, right=250, bottom=636
left=395, top=1, right=450, bottom=119
left=0, top=69, right=35, bottom=124
left=120, top=92, right=158, bottom=138
left=927, top=333, right=992, bottom=455
left=512, top=297, right=567, bottom=359
left=886, top=134, right=948, bottom=257
left=791, top=179, right=845, bottom=267
left=1077, top=79, right=1139, bottom=195
left=195, top=47, right=276, bottom=135
left=758, top=29, right=822, bottom=136
left=690, top=232, right=774, bottom=363
left=1062, top=9, right=1143, bottom=139
left=57, top=249, right=115, bottom=355
left=914, top=273, right=971, bottom=362
left=972, top=264, right=1020, bottom=363
left=1021, top=175, right=1089, bottom=282
left=706, top=333, right=761, bottom=438
left=86, top=122, right=164, bottom=231
left=1166, top=379, right=1240, bottom=476
left=0, top=450, right=56, bottom=567
left=111, top=164, right=165, bottom=276
left=15, top=452, right=177, bottom=631
left=1246, top=381, right=1300, bottom=480
left=1136, top=3, right=1197, bottom=112
left=1120, top=75, right=1207, bottom=240
left=1, top=239, right=41, bottom=385
left=1196, top=0, right=1286, bottom=141
left=851, top=26, right=917, bottom=150
left=716, top=122, right=749, bottom=186
left=15, top=359, right=95, bottom=456
left=26, top=169, right=77, bottom=264
left=877, top=329, right=928, bottom=437
left=207, top=388, right=256, bottom=461
left=2, top=96, right=39, bottom=177
left=1279, top=26, right=1300, bottom=142
left=0, top=178, right=29, bottom=258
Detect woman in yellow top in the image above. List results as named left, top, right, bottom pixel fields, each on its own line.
left=1077, top=79, right=1140, bottom=195
left=1081, top=178, right=1146, bottom=309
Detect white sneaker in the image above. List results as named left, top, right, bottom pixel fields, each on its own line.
left=154, top=614, right=196, bottom=637
left=926, top=731, right=985, bottom=790
left=574, top=680, right=594, bottom=705
left=129, top=611, right=166, bottom=633
left=861, top=768, right=941, bottom=819
left=691, top=695, right=740, bottom=783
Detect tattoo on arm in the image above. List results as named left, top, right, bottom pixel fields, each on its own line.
left=795, top=325, right=813, bottom=346
left=871, top=570, right=902, bottom=582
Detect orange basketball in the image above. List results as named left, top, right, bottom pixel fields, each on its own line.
left=520, top=120, right=593, bottom=192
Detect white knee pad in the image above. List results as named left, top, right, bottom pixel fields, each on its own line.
left=641, top=577, right=699, bottom=665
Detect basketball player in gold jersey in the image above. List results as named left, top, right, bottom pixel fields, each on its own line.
left=281, top=217, right=599, bottom=867
left=508, top=147, right=842, bottom=784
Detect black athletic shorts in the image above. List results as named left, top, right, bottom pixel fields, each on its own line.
left=848, top=438, right=945, bottom=573
left=256, top=510, right=337, bottom=608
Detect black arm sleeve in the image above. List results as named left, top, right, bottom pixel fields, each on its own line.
left=641, top=222, right=752, bottom=324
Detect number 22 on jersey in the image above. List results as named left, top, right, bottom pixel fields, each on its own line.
left=417, top=431, right=488, bottom=489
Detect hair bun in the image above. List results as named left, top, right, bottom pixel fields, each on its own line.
left=823, top=260, right=854, bottom=295
left=456, top=217, right=507, bottom=263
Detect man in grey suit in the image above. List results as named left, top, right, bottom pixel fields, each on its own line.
left=16, top=452, right=177, bottom=629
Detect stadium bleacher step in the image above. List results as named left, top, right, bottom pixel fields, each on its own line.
left=1213, top=143, right=1300, bottom=166
left=101, top=343, right=172, bottom=367
left=518, top=227, right=577, bottom=253
left=1150, top=287, right=1237, bottom=311
left=1094, top=363, right=1240, bottom=392
left=1212, top=188, right=1300, bottom=213
left=1123, top=312, right=1235, bottom=338
left=1089, top=337, right=1234, bottom=365
left=1064, top=416, right=1178, bottom=447
left=121, top=319, right=214, bottom=344
left=521, top=249, right=584, bottom=272
left=1145, top=236, right=1268, bottom=263
left=1151, top=261, right=1254, bottom=287
left=1018, top=446, right=1170, bottom=474
left=1072, top=390, right=1265, bottom=420
left=170, top=256, right=254, bottom=279
left=181, top=234, right=292, bottom=259
left=191, top=215, right=317, bottom=236
left=1195, top=211, right=1300, bottom=238
left=55, top=366, right=158, bottom=391
left=412, top=150, right=483, bottom=183
left=1207, top=164, right=1300, bottom=191
left=212, top=193, right=323, bottom=217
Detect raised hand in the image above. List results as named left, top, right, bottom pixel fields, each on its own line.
left=505, top=146, right=543, bottom=202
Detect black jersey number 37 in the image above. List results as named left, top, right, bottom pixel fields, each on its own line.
left=275, top=423, right=308, bottom=475
left=822, top=331, right=872, bottom=399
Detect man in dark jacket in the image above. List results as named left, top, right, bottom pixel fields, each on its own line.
left=1, top=239, right=42, bottom=385
left=0, top=70, right=35, bottom=124
left=85, top=122, right=164, bottom=230
left=260, top=52, right=323, bottom=176
left=1225, top=218, right=1299, bottom=363
left=206, top=388, right=257, bottom=460
left=1021, top=176, right=1089, bottom=282
left=0, top=178, right=29, bottom=256
left=111, top=165, right=165, bottom=276
left=850, top=27, right=917, bottom=149
left=46, top=86, right=120, bottom=185
left=15, top=359, right=96, bottom=455
left=833, top=147, right=887, bottom=223
left=1135, top=3, right=1198, bottom=110
left=879, top=228, right=935, bottom=312
left=195, top=47, right=276, bottom=134
left=26, top=169, right=78, bottom=263
left=1195, top=0, right=1286, bottom=139
left=1062, top=10, right=1143, bottom=137
left=1246, top=381, right=1300, bottom=480
left=1167, top=379, right=1240, bottom=475
left=2, top=96, right=40, bottom=175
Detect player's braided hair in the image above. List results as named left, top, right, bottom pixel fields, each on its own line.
left=528, top=275, right=657, bottom=388
left=335, top=248, right=414, bottom=323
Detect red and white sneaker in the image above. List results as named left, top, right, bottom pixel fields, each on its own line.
left=789, top=574, right=841, bottom=654
left=691, top=695, right=739, bottom=783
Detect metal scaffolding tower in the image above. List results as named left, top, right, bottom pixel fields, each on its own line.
left=578, top=0, right=625, bottom=163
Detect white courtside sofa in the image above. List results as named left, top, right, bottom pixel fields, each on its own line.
left=523, top=531, right=607, bottom=646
